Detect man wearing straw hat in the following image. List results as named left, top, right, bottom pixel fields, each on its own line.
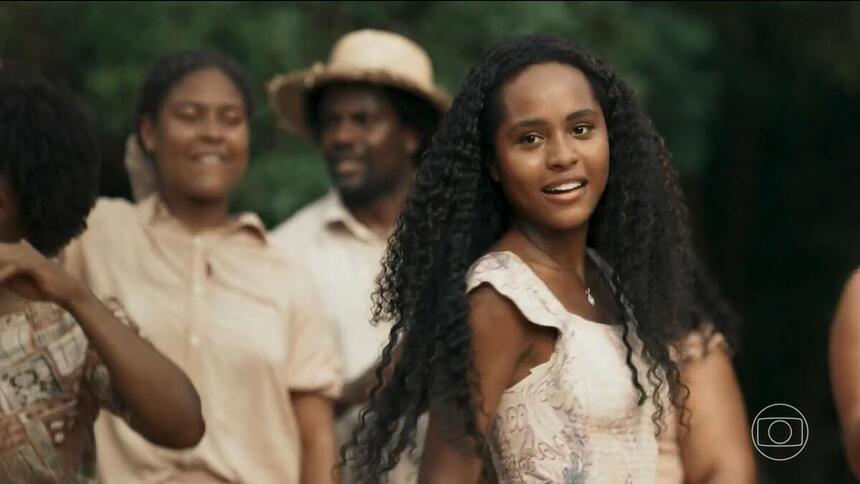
left=267, top=29, right=449, bottom=482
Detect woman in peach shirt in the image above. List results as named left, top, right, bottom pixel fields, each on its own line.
left=62, top=50, right=342, bottom=483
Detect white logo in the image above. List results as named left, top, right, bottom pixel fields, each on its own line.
left=750, top=403, right=809, bottom=461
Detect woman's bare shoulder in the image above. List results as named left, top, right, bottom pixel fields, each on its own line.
left=467, top=283, right=530, bottom=355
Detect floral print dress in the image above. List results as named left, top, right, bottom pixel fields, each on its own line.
left=466, top=250, right=660, bottom=484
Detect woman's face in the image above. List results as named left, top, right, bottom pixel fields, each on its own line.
left=492, top=62, right=609, bottom=234
left=140, top=67, right=249, bottom=204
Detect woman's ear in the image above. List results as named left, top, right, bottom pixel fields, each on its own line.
left=124, top=134, right=159, bottom=201
left=139, top=117, right=157, bottom=154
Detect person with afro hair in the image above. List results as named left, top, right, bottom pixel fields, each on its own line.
left=0, top=66, right=204, bottom=483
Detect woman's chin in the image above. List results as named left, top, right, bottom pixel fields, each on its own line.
left=531, top=212, right=594, bottom=234
left=181, top=185, right=235, bottom=205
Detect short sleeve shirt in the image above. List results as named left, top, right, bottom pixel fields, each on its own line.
left=61, top=195, right=343, bottom=484
left=271, top=191, right=422, bottom=484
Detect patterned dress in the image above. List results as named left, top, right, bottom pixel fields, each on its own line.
left=0, top=298, right=128, bottom=483
left=466, top=250, right=660, bottom=483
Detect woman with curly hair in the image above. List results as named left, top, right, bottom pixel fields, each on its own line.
left=344, top=34, right=697, bottom=482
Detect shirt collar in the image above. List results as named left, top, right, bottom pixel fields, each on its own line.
left=320, top=190, right=388, bottom=245
left=137, top=193, right=269, bottom=245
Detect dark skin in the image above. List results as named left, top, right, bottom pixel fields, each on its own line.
left=0, top=195, right=204, bottom=448
left=294, top=390, right=341, bottom=484
left=139, top=68, right=249, bottom=234
left=316, top=84, right=419, bottom=413
left=678, top=341, right=756, bottom=484
left=420, top=63, right=757, bottom=483
left=831, top=270, right=860, bottom=479
left=420, top=62, right=613, bottom=483
left=317, top=85, right=419, bottom=237
left=141, top=68, right=338, bottom=483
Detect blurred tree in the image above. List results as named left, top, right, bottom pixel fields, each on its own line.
left=0, top=0, right=719, bottom=225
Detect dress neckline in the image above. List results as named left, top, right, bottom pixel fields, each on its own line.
left=483, top=250, right=623, bottom=330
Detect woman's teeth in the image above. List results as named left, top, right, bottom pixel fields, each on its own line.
left=197, top=154, right=223, bottom=164
left=545, top=181, right=584, bottom=193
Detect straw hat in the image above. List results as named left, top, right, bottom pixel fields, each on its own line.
left=267, top=29, right=450, bottom=138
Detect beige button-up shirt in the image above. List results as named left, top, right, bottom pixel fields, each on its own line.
left=272, top=191, right=421, bottom=484
left=61, top=195, right=342, bottom=484
left=272, top=191, right=391, bottom=384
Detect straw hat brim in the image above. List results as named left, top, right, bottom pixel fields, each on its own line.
left=267, top=66, right=450, bottom=138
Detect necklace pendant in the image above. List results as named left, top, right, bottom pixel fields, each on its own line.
left=586, top=287, right=595, bottom=307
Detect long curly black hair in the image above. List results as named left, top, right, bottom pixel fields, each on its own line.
left=688, top=255, right=743, bottom=355
left=344, top=34, right=695, bottom=481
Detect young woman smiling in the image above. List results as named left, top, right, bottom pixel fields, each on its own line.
left=61, top=51, right=342, bottom=484
left=344, top=35, right=698, bottom=483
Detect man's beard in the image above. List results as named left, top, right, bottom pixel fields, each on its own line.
left=336, top=172, right=400, bottom=206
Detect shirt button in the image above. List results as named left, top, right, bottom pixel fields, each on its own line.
left=193, top=237, right=203, bottom=248
left=190, top=335, right=201, bottom=346
left=192, top=285, right=204, bottom=296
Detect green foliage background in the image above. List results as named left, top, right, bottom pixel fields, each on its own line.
left=2, top=2, right=858, bottom=482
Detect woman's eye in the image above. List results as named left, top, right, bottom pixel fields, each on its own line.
left=176, top=107, right=200, bottom=121
left=221, top=111, right=246, bottom=126
left=572, top=124, right=593, bottom=136
left=520, top=134, right=541, bottom=144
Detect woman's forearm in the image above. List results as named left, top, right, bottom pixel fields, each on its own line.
left=64, top=287, right=205, bottom=448
left=293, top=391, right=339, bottom=484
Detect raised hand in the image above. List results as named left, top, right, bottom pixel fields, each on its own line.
left=1, top=240, right=205, bottom=449
left=0, top=240, right=83, bottom=305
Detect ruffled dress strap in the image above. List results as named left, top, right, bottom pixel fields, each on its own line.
left=466, top=251, right=568, bottom=331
